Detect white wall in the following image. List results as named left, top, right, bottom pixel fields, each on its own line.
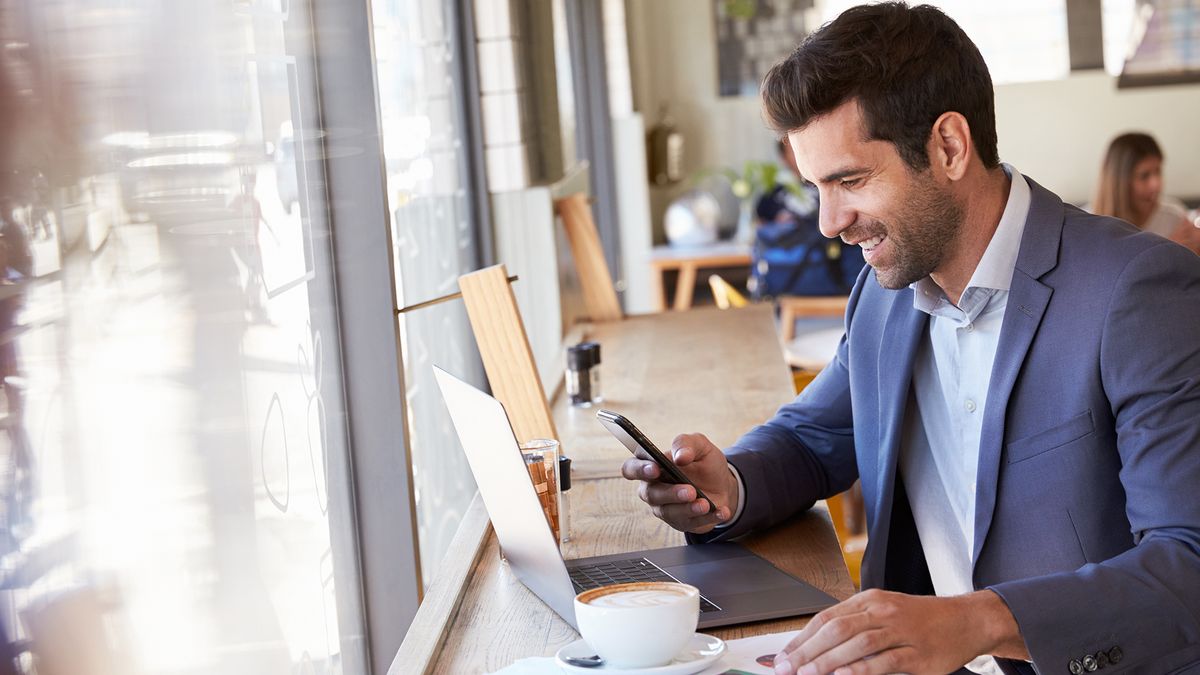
left=626, top=0, right=1200, bottom=224
left=994, top=72, right=1200, bottom=204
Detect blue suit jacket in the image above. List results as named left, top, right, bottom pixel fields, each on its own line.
left=700, top=178, right=1200, bottom=673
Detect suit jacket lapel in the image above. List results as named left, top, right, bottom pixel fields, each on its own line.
left=861, top=288, right=927, bottom=587
left=972, top=178, right=1063, bottom=570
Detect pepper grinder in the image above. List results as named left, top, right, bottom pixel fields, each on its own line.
left=566, top=344, right=593, bottom=407
left=580, top=341, right=602, bottom=404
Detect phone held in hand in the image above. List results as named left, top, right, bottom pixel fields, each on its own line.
left=596, top=409, right=717, bottom=512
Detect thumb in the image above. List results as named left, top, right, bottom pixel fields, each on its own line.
left=672, top=435, right=716, bottom=467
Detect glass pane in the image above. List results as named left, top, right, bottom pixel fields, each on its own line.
left=371, top=0, right=484, bottom=586
left=1103, top=0, right=1138, bottom=76
left=0, top=1, right=366, bottom=673
left=818, top=0, right=1071, bottom=84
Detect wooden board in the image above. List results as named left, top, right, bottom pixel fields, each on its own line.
left=556, top=193, right=623, bottom=322
left=458, top=264, right=558, bottom=445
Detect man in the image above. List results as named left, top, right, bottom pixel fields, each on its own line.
left=622, top=4, right=1200, bottom=675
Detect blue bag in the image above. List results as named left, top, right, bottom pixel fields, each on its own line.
left=748, top=187, right=865, bottom=298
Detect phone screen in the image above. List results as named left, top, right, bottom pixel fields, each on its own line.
left=596, top=409, right=716, bottom=511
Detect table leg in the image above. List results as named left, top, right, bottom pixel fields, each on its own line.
left=649, top=265, right=667, bottom=313
left=674, top=263, right=697, bottom=311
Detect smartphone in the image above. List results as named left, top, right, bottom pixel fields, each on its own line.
left=596, top=409, right=717, bottom=512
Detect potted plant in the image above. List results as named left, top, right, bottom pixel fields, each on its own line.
left=714, top=160, right=813, bottom=244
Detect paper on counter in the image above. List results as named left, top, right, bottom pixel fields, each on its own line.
left=488, top=629, right=802, bottom=674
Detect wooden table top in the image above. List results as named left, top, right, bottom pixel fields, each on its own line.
left=648, top=242, right=752, bottom=267
left=393, top=306, right=854, bottom=674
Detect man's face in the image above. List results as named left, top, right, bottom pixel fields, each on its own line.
left=787, top=101, right=963, bottom=289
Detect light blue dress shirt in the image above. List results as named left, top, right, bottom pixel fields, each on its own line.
left=901, top=164, right=1030, bottom=674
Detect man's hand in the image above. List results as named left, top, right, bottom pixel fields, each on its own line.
left=619, top=432, right=739, bottom=534
left=772, top=589, right=1029, bottom=675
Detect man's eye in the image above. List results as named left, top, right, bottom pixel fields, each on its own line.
left=840, top=178, right=861, bottom=189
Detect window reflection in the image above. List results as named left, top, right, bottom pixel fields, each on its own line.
left=0, top=1, right=364, bottom=673
left=372, top=0, right=485, bottom=587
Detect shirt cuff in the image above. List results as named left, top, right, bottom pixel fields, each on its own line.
left=711, top=463, right=746, bottom=530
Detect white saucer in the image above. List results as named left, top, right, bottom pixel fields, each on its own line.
left=555, top=633, right=726, bottom=674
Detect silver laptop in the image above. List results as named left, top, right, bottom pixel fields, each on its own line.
left=433, top=366, right=837, bottom=629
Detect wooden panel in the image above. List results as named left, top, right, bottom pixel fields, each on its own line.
left=459, top=264, right=558, bottom=444
left=555, top=193, right=623, bottom=322
left=386, top=494, right=491, bottom=675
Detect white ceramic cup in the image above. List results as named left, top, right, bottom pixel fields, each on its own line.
left=573, top=581, right=700, bottom=668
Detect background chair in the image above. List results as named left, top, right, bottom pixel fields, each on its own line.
left=707, top=274, right=748, bottom=310
left=554, top=193, right=623, bottom=323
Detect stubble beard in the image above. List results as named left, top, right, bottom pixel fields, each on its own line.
left=869, top=176, right=965, bottom=290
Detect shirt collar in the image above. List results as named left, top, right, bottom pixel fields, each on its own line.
left=911, top=163, right=1031, bottom=314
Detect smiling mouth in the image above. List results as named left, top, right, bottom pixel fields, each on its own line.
left=857, top=234, right=885, bottom=251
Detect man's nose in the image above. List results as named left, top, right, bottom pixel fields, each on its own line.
left=818, top=194, right=854, bottom=239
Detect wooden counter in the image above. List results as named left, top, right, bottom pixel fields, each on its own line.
left=392, top=306, right=855, bottom=674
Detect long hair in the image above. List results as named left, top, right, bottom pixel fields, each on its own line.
left=1092, top=132, right=1162, bottom=227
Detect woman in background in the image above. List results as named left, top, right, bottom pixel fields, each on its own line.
left=1092, top=132, right=1199, bottom=252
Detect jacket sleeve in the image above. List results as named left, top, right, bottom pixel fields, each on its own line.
left=990, top=241, right=1200, bottom=673
left=691, top=275, right=864, bottom=544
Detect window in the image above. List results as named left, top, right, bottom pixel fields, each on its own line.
left=0, top=0, right=411, bottom=672
left=372, top=0, right=487, bottom=587
left=818, top=0, right=1072, bottom=84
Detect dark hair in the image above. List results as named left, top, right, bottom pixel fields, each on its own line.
left=1092, top=132, right=1163, bottom=226
left=760, top=2, right=999, bottom=171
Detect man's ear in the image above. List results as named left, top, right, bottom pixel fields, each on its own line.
left=929, top=111, right=972, bottom=181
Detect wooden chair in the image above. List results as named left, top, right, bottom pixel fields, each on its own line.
left=707, top=274, right=748, bottom=310
left=554, top=193, right=623, bottom=322
left=777, top=295, right=849, bottom=341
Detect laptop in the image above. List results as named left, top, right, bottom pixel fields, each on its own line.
left=433, top=366, right=837, bottom=629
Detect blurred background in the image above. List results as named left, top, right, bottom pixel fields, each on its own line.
left=0, top=1, right=1195, bottom=674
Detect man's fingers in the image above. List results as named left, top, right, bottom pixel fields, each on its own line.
left=776, top=598, right=873, bottom=673
left=620, top=458, right=659, bottom=481
left=781, top=613, right=873, bottom=670
left=670, top=433, right=712, bottom=466
left=831, top=646, right=914, bottom=675
left=672, top=445, right=696, bottom=466
left=651, top=501, right=727, bottom=531
left=641, top=482, right=695, bottom=506
left=797, top=627, right=892, bottom=675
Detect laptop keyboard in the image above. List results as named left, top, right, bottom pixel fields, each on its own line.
left=568, top=557, right=721, bottom=613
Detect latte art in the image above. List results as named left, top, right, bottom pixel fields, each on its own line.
left=574, top=581, right=700, bottom=668
left=586, top=588, right=688, bottom=608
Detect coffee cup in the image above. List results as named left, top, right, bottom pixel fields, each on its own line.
left=573, top=581, right=700, bottom=668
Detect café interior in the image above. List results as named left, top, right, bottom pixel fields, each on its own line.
left=0, top=0, right=1197, bottom=674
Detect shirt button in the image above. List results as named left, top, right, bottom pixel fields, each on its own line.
left=965, top=322, right=975, bottom=332
left=1083, top=655, right=1098, bottom=671
left=1069, top=659, right=1084, bottom=675
left=965, top=399, right=977, bottom=413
